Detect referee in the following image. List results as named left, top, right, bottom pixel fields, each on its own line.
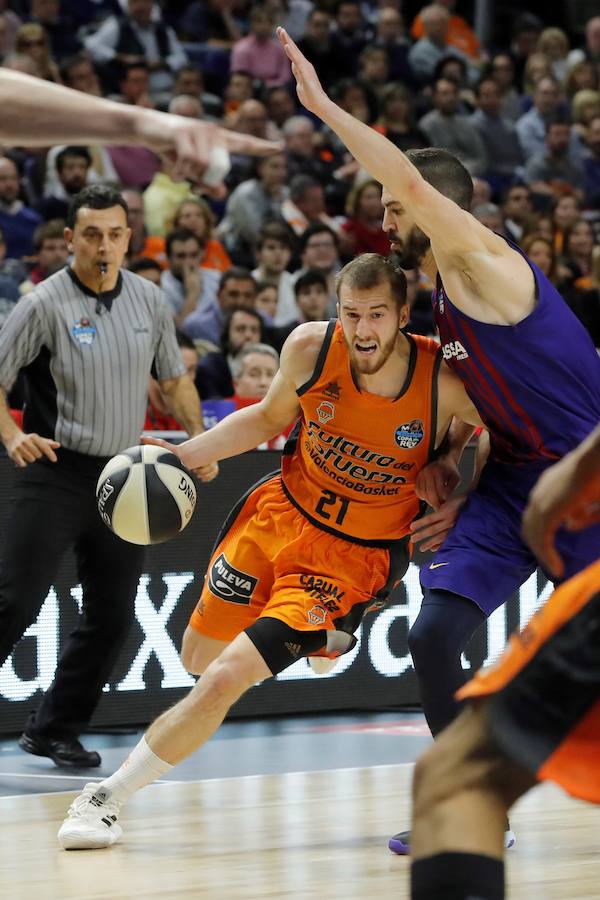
left=0, top=185, right=216, bottom=768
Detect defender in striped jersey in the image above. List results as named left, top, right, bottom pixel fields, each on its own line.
left=278, top=27, right=600, bottom=859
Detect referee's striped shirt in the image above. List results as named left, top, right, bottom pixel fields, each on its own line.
left=0, top=267, right=186, bottom=458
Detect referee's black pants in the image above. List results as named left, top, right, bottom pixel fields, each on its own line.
left=0, top=453, right=144, bottom=740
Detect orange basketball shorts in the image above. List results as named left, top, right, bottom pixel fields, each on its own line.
left=189, top=475, right=407, bottom=657
left=459, top=558, right=600, bottom=804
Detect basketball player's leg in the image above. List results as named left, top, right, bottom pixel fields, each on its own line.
left=410, top=702, right=535, bottom=900
left=180, top=627, right=229, bottom=675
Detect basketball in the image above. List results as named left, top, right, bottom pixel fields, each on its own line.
left=96, top=444, right=197, bottom=545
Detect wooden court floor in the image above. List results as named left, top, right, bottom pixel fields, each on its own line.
left=1, top=763, right=599, bottom=900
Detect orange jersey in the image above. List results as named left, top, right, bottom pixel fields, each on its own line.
left=281, top=320, right=442, bottom=544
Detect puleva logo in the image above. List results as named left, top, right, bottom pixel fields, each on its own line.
left=208, top=553, right=258, bottom=605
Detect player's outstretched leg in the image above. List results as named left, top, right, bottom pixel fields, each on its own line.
left=58, top=633, right=271, bottom=849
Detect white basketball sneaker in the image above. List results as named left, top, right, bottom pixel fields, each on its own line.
left=58, top=783, right=123, bottom=850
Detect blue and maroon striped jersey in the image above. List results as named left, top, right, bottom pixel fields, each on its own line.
left=433, top=248, right=600, bottom=465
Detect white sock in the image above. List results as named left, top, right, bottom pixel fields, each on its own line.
left=98, top=736, right=173, bottom=803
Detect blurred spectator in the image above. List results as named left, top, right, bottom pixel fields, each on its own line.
left=37, top=146, right=91, bottom=221
left=282, top=115, right=337, bottom=184
left=195, top=303, right=264, bottom=399
left=523, top=119, right=584, bottom=196
left=522, top=52, right=553, bottom=98
left=225, top=98, right=280, bottom=187
left=571, top=89, right=600, bottom=140
left=232, top=342, right=279, bottom=401
left=254, top=280, right=278, bottom=325
left=220, top=154, right=288, bottom=264
left=172, top=197, right=231, bottom=273
left=251, top=223, right=297, bottom=326
left=509, top=13, right=543, bottom=90
left=520, top=232, right=557, bottom=282
left=418, top=77, right=488, bottom=176
left=536, top=28, right=570, bottom=83
left=471, top=77, right=523, bottom=193
left=230, top=5, right=290, bottom=88
left=565, top=60, right=599, bottom=99
left=295, top=223, right=341, bottom=313
left=281, top=174, right=339, bottom=237
left=107, top=142, right=160, bottom=191
left=15, top=21, right=60, bottom=81
left=263, top=84, right=297, bottom=130
left=564, top=245, right=600, bottom=349
left=373, top=82, right=428, bottom=152
left=297, top=8, right=345, bottom=89
left=28, top=0, right=81, bottom=61
left=84, top=0, right=187, bottom=98
left=404, top=267, right=436, bottom=336
left=411, top=0, right=481, bottom=61
left=270, top=269, right=329, bottom=350
left=20, top=219, right=68, bottom=291
left=0, top=2, right=21, bottom=58
left=43, top=141, right=119, bottom=196
left=222, top=71, right=255, bottom=119
left=559, top=219, right=596, bottom=291
left=167, top=94, right=204, bottom=119
left=1, top=51, right=39, bottom=77
left=183, top=268, right=258, bottom=345
left=583, top=115, right=600, bottom=207
left=551, top=193, right=581, bottom=254
left=161, top=228, right=220, bottom=328
left=472, top=202, right=504, bottom=233
left=374, top=7, right=414, bottom=86
left=178, top=0, right=242, bottom=47
left=172, top=65, right=222, bottom=119
left=502, top=183, right=533, bottom=242
left=0, top=226, right=22, bottom=326
left=567, top=16, right=600, bottom=73
left=339, top=179, right=388, bottom=259
left=143, top=159, right=195, bottom=237
left=471, top=177, right=492, bottom=208
left=128, top=256, right=162, bottom=285
left=516, top=77, right=564, bottom=158
left=109, top=61, right=154, bottom=106
left=122, top=187, right=166, bottom=267
left=358, top=45, right=390, bottom=98
left=332, top=0, right=368, bottom=78
left=487, top=53, right=522, bottom=122
left=433, top=54, right=476, bottom=111
left=60, top=53, right=102, bottom=95
left=408, top=4, right=472, bottom=86
left=145, top=331, right=199, bottom=431
left=0, top=157, right=42, bottom=259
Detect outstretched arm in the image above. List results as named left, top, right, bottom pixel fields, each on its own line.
left=278, top=28, right=533, bottom=322
left=0, top=69, right=280, bottom=182
left=522, top=424, right=600, bottom=577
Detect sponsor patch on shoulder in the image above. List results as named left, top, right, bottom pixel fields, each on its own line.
left=208, top=553, right=258, bottom=605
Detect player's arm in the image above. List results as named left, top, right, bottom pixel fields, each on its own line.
left=522, top=424, right=600, bottom=577
left=278, top=28, right=533, bottom=323
left=0, top=69, right=280, bottom=182
left=144, top=324, right=324, bottom=470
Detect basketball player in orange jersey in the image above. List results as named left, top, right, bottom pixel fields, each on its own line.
left=58, top=252, right=483, bottom=849
left=409, top=423, right=600, bottom=900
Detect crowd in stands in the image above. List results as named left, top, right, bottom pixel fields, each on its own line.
left=2, top=0, right=600, bottom=437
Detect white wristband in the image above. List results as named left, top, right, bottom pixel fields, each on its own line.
left=202, top=145, right=231, bottom=186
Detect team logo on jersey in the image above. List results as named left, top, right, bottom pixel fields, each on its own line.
left=316, top=401, right=335, bottom=424
left=208, top=553, right=258, bottom=605
left=442, top=340, right=468, bottom=361
left=437, top=290, right=445, bottom=315
left=307, top=604, right=327, bottom=625
left=323, top=380, right=341, bottom=400
left=394, top=419, right=425, bottom=449
left=71, top=317, right=97, bottom=345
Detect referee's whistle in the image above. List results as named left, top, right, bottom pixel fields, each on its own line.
left=99, top=262, right=108, bottom=275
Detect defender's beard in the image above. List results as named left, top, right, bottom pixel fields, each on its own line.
left=389, top=227, right=431, bottom=269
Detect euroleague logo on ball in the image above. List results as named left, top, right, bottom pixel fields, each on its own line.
left=97, top=478, right=114, bottom=525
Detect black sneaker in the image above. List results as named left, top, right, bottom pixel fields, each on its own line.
left=19, top=732, right=101, bottom=768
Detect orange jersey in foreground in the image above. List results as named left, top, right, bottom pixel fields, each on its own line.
left=281, top=320, right=442, bottom=543
left=460, top=558, right=600, bottom=803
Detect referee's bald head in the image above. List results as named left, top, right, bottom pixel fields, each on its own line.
left=66, top=185, right=129, bottom=230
